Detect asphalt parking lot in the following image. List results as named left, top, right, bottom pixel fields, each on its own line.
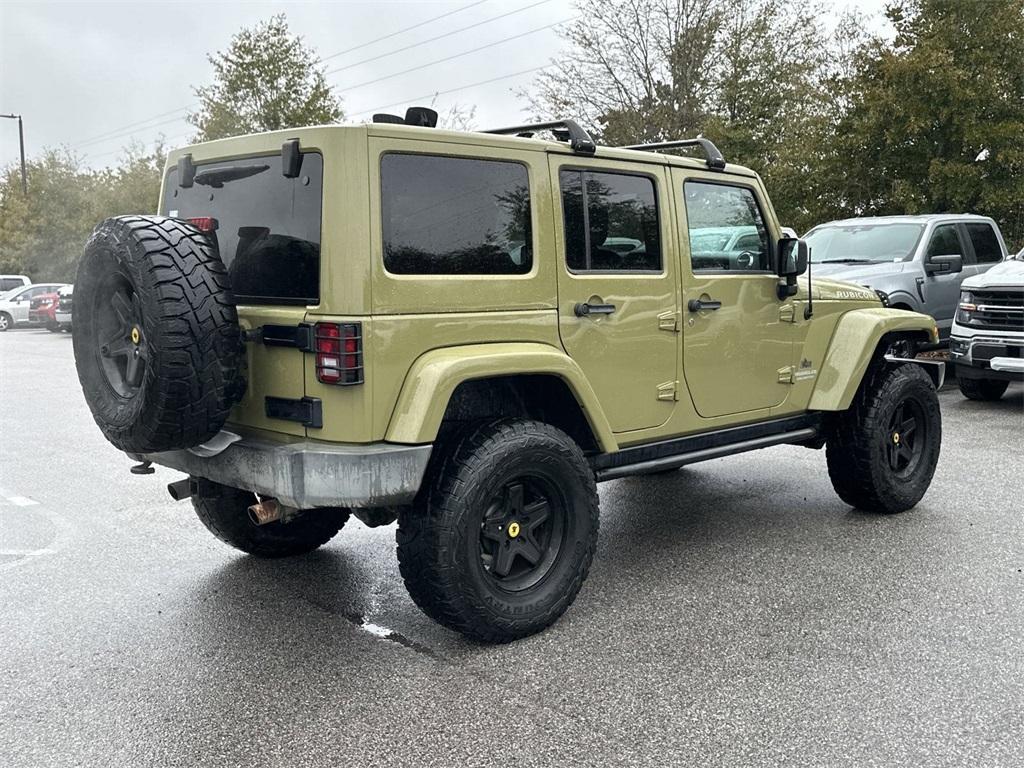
left=1, top=328, right=1022, bottom=767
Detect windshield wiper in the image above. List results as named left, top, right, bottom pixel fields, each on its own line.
left=194, top=164, right=270, bottom=188
left=820, top=258, right=876, bottom=264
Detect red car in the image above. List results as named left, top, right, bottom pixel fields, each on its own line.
left=29, top=291, right=62, bottom=331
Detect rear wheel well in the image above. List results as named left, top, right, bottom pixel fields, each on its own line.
left=437, top=375, right=600, bottom=454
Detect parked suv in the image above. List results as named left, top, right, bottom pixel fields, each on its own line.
left=950, top=258, right=1024, bottom=400
left=803, top=215, right=1007, bottom=339
left=73, top=113, right=944, bottom=643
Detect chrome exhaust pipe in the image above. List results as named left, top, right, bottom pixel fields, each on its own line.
left=248, top=498, right=282, bottom=526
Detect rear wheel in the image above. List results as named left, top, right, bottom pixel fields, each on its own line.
left=957, top=375, right=1008, bottom=401
left=397, top=419, right=599, bottom=643
left=192, top=480, right=348, bottom=558
left=826, top=363, right=941, bottom=514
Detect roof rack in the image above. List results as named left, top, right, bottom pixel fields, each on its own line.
left=485, top=120, right=597, bottom=155
left=620, top=138, right=726, bottom=170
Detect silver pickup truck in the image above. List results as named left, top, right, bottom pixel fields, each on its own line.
left=803, top=214, right=1008, bottom=339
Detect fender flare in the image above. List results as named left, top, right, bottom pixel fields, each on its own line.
left=384, top=342, right=618, bottom=452
left=809, top=308, right=938, bottom=411
left=881, top=289, right=922, bottom=311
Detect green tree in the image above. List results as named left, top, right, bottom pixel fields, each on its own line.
left=834, top=0, right=1024, bottom=247
left=189, top=15, right=343, bottom=141
left=0, top=142, right=164, bottom=281
left=525, top=0, right=837, bottom=231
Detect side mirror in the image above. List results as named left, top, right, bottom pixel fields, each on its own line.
left=777, top=237, right=808, bottom=278
left=925, top=254, right=963, bottom=275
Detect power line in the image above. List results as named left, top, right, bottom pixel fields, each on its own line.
left=335, top=17, right=573, bottom=92
left=324, top=0, right=554, bottom=76
left=72, top=3, right=491, bottom=148
left=73, top=105, right=193, bottom=148
left=321, top=0, right=489, bottom=62
left=348, top=65, right=552, bottom=118
left=85, top=63, right=551, bottom=164
left=76, top=113, right=192, bottom=151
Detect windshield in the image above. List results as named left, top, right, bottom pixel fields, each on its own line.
left=805, top=223, right=925, bottom=263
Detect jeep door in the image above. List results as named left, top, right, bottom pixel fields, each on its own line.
left=549, top=157, right=678, bottom=433
left=672, top=171, right=792, bottom=418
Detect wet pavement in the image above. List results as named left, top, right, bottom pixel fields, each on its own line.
left=2, top=328, right=1022, bottom=767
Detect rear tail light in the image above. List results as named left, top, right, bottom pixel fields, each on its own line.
left=314, top=322, right=363, bottom=385
left=186, top=217, right=219, bottom=233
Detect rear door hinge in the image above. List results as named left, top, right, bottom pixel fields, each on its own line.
left=779, top=304, right=796, bottom=323
left=778, top=366, right=795, bottom=384
left=656, top=380, right=679, bottom=401
left=658, top=309, right=681, bottom=332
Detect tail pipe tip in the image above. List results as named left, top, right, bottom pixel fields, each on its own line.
left=167, top=478, right=193, bottom=502
left=248, top=499, right=282, bottom=526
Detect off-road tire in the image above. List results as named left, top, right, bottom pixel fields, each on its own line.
left=826, top=363, right=941, bottom=514
left=0, top=312, right=11, bottom=332
left=397, top=419, right=599, bottom=643
left=957, top=376, right=1008, bottom=401
left=192, top=481, right=348, bottom=558
left=73, top=215, right=242, bottom=453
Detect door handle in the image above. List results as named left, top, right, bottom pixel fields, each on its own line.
left=687, top=298, right=722, bottom=312
left=574, top=302, right=616, bottom=317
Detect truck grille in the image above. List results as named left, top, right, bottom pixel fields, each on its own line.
left=962, top=288, right=1024, bottom=332
left=58, top=296, right=73, bottom=311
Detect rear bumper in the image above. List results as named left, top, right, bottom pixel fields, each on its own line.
left=140, top=432, right=432, bottom=509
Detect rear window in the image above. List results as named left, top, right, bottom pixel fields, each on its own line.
left=163, top=152, right=323, bottom=304
left=380, top=153, right=532, bottom=275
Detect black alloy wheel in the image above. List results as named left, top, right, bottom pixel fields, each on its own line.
left=95, top=273, right=148, bottom=398
left=479, top=477, right=566, bottom=592
left=884, top=398, right=926, bottom=476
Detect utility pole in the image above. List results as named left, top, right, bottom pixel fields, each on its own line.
left=1, top=113, right=27, bottom=194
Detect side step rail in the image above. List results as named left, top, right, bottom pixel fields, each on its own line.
left=591, top=414, right=821, bottom=482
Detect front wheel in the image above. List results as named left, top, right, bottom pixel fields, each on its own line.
left=397, top=419, right=599, bottom=643
left=826, top=363, right=941, bottom=514
left=957, top=375, right=1008, bottom=401
left=0, top=312, right=11, bottom=332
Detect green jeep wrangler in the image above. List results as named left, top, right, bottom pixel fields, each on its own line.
left=72, top=110, right=944, bottom=643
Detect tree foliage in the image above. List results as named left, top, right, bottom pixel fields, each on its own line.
left=188, top=15, right=343, bottom=141
left=530, top=0, right=1024, bottom=247
left=0, top=143, right=165, bottom=281
left=831, top=0, right=1024, bottom=245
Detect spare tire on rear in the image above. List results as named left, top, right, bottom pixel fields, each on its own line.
left=73, top=215, right=242, bottom=453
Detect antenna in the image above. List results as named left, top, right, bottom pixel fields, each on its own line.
left=804, top=246, right=814, bottom=320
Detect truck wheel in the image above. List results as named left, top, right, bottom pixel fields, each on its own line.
left=397, top=419, right=599, bottom=643
left=73, top=216, right=242, bottom=453
left=192, top=480, right=348, bottom=558
left=0, top=312, right=11, bottom=332
left=957, top=376, right=1008, bottom=401
left=826, top=363, right=941, bottom=514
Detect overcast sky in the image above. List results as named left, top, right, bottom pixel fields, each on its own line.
left=0, top=0, right=889, bottom=171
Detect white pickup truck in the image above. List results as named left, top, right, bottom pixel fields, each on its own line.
left=949, top=255, right=1024, bottom=400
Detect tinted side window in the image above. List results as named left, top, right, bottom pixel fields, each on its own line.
left=926, top=225, right=963, bottom=257
left=381, top=154, right=531, bottom=275
left=684, top=182, right=770, bottom=271
left=965, top=223, right=1002, bottom=263
left=559, top=170, right=661, bottom=271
